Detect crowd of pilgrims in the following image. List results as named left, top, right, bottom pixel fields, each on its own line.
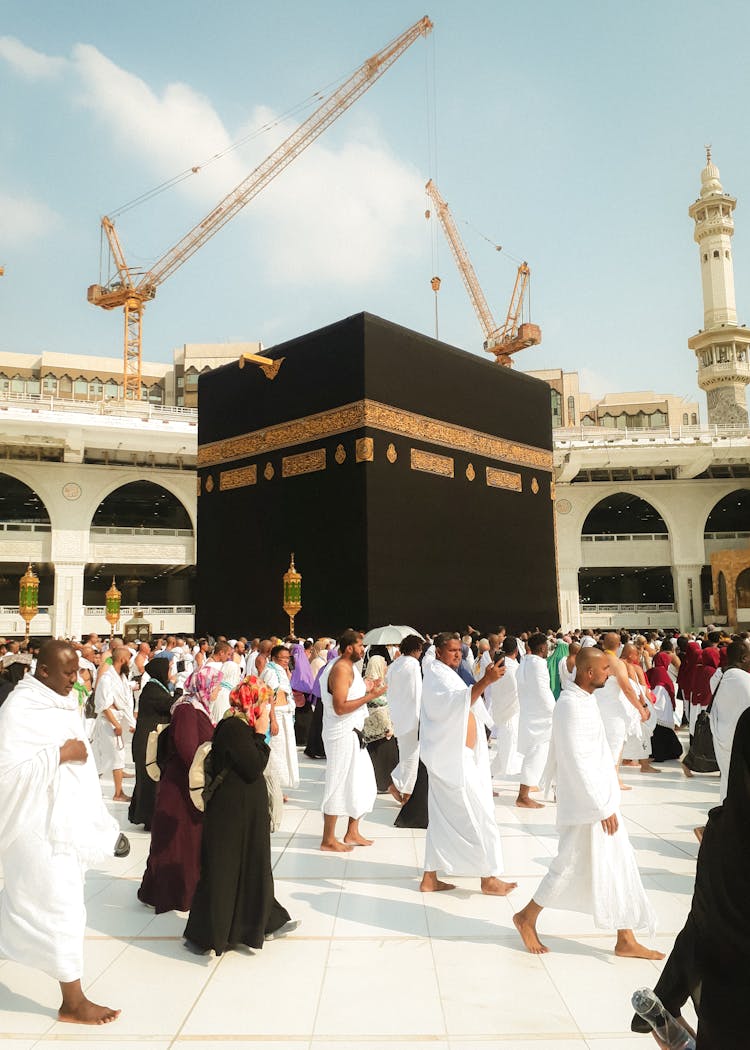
left=0, top=622, right=749, bottom=1046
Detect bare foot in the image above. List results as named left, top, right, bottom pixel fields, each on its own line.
left=122, top=770, right=135, bottom=778
left=639, top=763, right=661, bottom=774
left=420, top=873, right=455, bottom=892
left=621, top=760, right=639, bottom=767
left=343, top=832, right=373, bottom=847
left=387, top=783, right=404, bottom=804
left=516, top=797, right=544, bottom=809
left=694, top=826, right=705, bottom=843
left=614, top=940, right=665, bottom=961
left=513, top=912, right=549, bottom=954
left=481, top=876, right=517, bottom=896
left=112, top=793, right=131, bottom=802
left=618, top=780, right=633, bottom=791
left=58, top=998, right=121, bottom=1025
left=320, top=839, right=353, bottom=852
left=681, top=762, right=694, bottom=779
left=283, top=796, right=289, bottom=803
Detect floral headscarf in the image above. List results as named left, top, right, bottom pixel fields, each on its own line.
left=229, top=674, right=274, bottom=728
left=172, top=664, right=223, bottom=722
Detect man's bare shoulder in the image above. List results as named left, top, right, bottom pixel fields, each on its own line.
left=329, top=659, right=353, bottom=684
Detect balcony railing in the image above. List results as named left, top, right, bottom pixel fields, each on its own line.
left=555, top=423, right=749, bottom=442
left=0, top=391, right=197, bottom=422
left=579, top=603, right=676, bottom=613
left=0, top=520, right=52, bottom=533
left=581, top=533, right=669, bottom=543
left=83, top=605, right=195, bottom=616
left=90, top=526, right=194, bottom=538
left=705, top=530, right=750, bottom=540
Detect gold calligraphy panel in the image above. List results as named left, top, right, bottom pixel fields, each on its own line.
left=219, top=465, right=258, bottom=491
left=411, top=448, right=454, bottom=479
left=486, top=467, right=522, bottom=492
left=282, top=448, right=326, bottom=478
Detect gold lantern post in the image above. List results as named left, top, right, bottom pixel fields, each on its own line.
left=282, top=553, right=302, bottom=638
left=18, top=563, right=39, bottom=644
left=105, top=576, right=122, bottom=641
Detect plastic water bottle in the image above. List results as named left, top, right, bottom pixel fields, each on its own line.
left=631, top=988, right=696, bottom=1049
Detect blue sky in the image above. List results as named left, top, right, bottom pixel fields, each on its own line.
left=2, top=0, right=750, bottom=409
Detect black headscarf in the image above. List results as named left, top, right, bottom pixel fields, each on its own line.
left=145, top=657, right=171, bottom=686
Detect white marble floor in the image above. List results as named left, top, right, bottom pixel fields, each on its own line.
left=0, top=746, right=715, bottom=1049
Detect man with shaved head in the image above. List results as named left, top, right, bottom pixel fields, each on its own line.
left=514, top=647, right=662, bottom=961
left=0, top=639, right=121, bottom=1023
left=597, top=631, right=650, bottom=788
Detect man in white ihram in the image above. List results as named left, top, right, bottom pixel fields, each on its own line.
left=386, top=633, right=424, bottom=804
left=710, top=638, right=750, bottom=802
left=513, top=646, right=664, bottom=960
left=487, top=635, right=522, bottom=777
left=515, top=632, right=555, bottom=809
left=0, top=640, right=121, bottom=1024
left=91, top=645, right=135, bottom=802
left=319, top=629, right=384, bottom=852
left=419, top=632, right=517, bottom=895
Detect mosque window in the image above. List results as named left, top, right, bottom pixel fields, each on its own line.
left=10, top=375, right=25, bottom=393
left=581, top=414, right=595, bottom=426
left=105, top=379, right=119, bottom=398
left=651, top=410, right=667, bottom=427
left=74, top=377, right=88, bottom=396
left=566, top=395, right=576, bottom=425
left=725, top=250, right=730, bottom=259
left=42, top=374, right=57, bottom=395
left=184, top=370, right=199, bottom=390
left=716, top=346, right=730, bottom=363
left=703, top=254, right=708, bottom=262
left=89, top=380, right=103, bottom=398
left=0, top=374, right=8, bottom=392
left=713, top=250, right=720, bottom=259
left=682, top=413, right=689, bottom=425
left=701, top=349, right=714, bottom=366
left=737, top=347, right=747, bottom=362
left=27, top=378, right=40, bottom=395
left=550, top=388, right=562, bottom=427
left=691, top=413, right=698, bottom=425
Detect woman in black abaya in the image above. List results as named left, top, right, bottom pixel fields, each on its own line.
left=632, top=705, right=750, bottom=1048
left=184, top=675, right=295, bottom=954
left=129, top=658, right=173, bottom=830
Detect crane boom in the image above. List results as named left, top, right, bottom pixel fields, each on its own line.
left=425, top=178, right=541, bottom=365
left=425, top=179, right=498, bottom=343
left=88, top=15, right=434, bottom=397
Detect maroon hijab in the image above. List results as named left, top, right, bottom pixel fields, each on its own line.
left=646, top=651, right=675, bottom=705
left=676, top=641, right=702, bottom=700
left=691, top=647, right=720, bottom=707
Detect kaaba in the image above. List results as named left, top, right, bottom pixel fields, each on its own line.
left=196, top=312, right=558, bottom=637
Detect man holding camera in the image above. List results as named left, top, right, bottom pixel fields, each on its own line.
left=419, top=632, right=517, bottom=896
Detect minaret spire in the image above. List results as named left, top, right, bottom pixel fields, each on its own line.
left=687, top=151, right=750, bottom=426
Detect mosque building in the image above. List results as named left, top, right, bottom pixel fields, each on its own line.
left=0, top=155, right=748, bottom=639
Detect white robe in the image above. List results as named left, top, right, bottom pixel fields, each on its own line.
left=486, top=656, right=522, bottom=776
left=559, top=655, right=576, bottom=691
left=516, top=654, right=555, bottom=785
left=597, top=669, right=638, bottom=762
left=320, top=660, right=376, bottom=819
left=0, top=675, right=119, bottom=982
left=91, top=666, right=135, bottom=775
left=210, top=661, right=242, bottom=724
left=386, top=654, right=422, bottom=795
left=420, top=660, right=504, bottom=877
left=622, top=683, right=657, bottom=761
left=262, top=663, right=300, bottom=790
left=709, top=667, right=750, bottom=802
left=536, top=683, right=656, bottom=933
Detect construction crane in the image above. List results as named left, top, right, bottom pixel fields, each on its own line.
left=88, top=16, right=434, bottom=399
left=424, top=178, right=541, bottom=366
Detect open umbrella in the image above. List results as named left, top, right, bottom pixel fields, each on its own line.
left=362, top=625, right=424, bottom=646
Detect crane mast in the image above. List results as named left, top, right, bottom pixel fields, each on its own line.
left=88, top=15, right=434, bottom=398
left=425, top=178, right=540, bottom=366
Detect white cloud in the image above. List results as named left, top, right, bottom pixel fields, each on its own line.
left=69, top=45, right=424, bottom=286
left=0, top=36, right=66, bottom=79
left=0, top=191, right=60, bottom=246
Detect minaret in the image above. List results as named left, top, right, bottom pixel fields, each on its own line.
left=688, top=148, right=750, bottom=427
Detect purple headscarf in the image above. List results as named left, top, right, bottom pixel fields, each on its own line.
left=290, top=643, right=315, bottom=693
left=311, top=647, right=339, bottom=701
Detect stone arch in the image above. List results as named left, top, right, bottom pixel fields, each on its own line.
left=86, top=475, right=196, bottom=533
left=704, top=488, right=750, bottom=536
left=90, top=480, right=194, bottom=532
left=0, top=470, right=52, bottom=523
left=581, top=491, right=669, bottom=536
